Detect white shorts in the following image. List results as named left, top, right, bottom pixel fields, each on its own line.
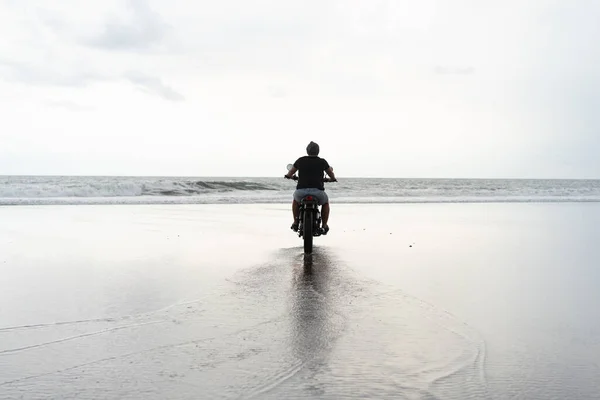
left=293, top=188, right=329, bottom=205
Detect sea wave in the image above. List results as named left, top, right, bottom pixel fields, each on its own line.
left=0, top=178, right=277, bottom=199
left=2, top=176, right=600, bottom=206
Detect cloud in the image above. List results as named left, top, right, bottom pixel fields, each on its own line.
left=123, top=71, right=185, bottom=101
left=1, top=55, right=183, bottom=102
left=44, top=100, right=95, bottom=111
left=85, top=0, right=169, bottom=51
left=0, top=57, right=105, bottom=87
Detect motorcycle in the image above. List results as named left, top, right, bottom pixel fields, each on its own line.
left=285, top=164, right=336, bottom=254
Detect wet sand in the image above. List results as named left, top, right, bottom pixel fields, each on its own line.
left=1, top=203, right=599, bottom=399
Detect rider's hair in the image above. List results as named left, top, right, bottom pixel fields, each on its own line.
left=306, top=141, right=319, bottom=156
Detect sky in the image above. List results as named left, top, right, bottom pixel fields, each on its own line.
left=0, top=0, right=599, bottom=178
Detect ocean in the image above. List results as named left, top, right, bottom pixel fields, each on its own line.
left=1, top=175, right=600, bottom=206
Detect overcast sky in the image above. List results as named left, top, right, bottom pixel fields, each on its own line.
left=1, top=0, right=599, bottom=178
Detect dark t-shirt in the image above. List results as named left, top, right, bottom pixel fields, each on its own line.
left=293, top=156, right=330, bottom=190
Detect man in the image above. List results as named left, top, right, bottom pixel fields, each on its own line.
left=284, top=141, right=336, bottom=234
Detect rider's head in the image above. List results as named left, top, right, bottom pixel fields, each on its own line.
left=306, top=141, right=320, bottom=156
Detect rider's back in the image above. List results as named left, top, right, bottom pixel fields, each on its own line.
left=294, top=156, right=330, bottom=190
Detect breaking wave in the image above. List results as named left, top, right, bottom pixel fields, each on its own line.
left=144, top=180, right=276, bottom=196
left=0, top=178, right=277, bottom=199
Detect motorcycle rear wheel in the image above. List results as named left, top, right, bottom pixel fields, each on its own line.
left=303, top=210, right=313, bottom=254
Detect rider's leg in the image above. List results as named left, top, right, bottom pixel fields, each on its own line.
left=321, top=202, right=330, bottom=227
left=292, top=200, right=299, bottom=224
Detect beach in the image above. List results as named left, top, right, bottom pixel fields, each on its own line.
left=1, top=203, right=599, bottom=399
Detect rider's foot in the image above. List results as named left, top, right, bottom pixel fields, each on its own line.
left=291, top=222, right=299, bottom=232
left=321, top=224, right=329, bottom=235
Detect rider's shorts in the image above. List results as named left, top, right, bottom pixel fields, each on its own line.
left=293, top=188, right=329, bottom=205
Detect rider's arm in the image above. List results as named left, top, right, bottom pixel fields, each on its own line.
left=285, top=166, right=298, bottom=179
left=325, top=167, right=336, bottom=181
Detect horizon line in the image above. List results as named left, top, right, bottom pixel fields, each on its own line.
left=2, top=174, right=600, bottom=181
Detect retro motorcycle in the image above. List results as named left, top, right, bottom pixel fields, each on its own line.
left=285, top=164, right=335, bottom=254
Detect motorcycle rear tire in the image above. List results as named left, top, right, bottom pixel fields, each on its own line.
left=303, top=211, right=313, bottom=254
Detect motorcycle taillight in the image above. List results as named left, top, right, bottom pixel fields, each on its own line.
left=306, top=196, right=313, bottom=201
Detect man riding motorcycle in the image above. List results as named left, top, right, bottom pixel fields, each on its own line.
left=284, top=141, right=337, bottom=234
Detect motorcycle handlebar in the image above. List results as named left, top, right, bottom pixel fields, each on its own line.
left=284, top=175, right=337, bottom=183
